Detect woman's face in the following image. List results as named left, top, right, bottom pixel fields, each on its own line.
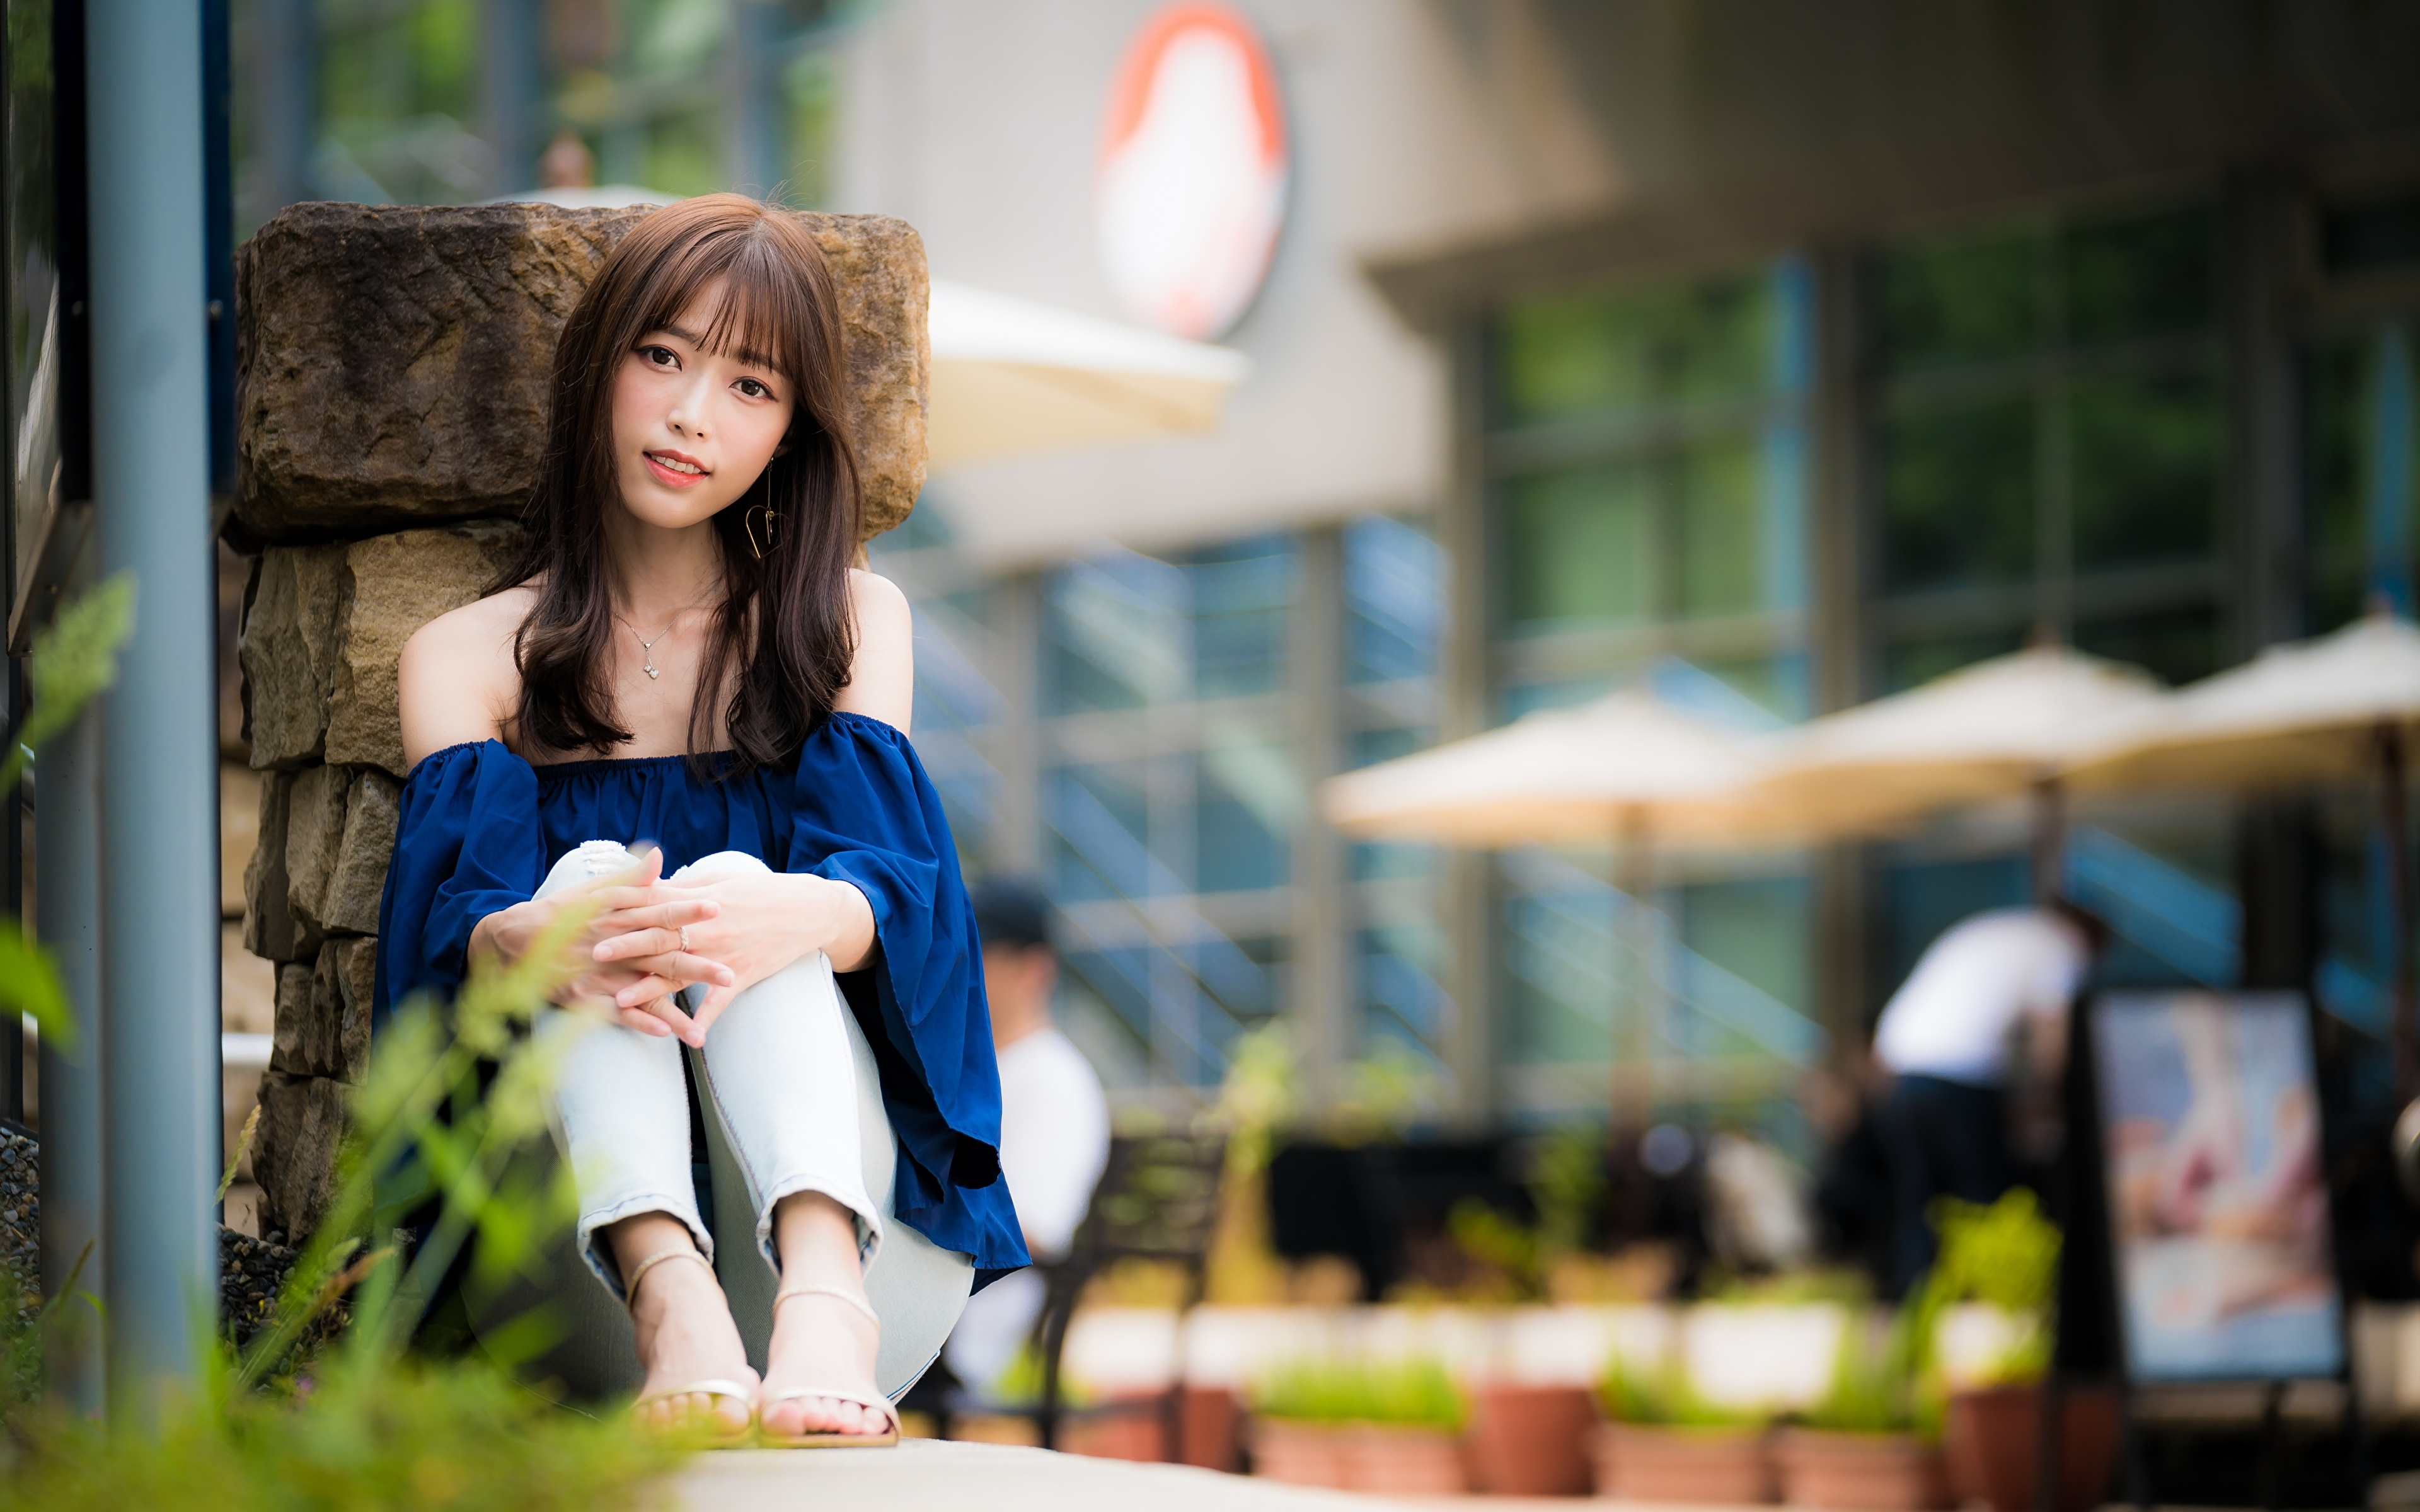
left=609, top=280, right=797, bottom=532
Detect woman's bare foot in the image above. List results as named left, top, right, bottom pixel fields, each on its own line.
left=760, top=1191, right=886, bottom=1438
left=613, top=1217, right=757, bottom=1435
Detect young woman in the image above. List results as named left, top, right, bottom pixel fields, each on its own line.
left=374, top=194, right=1025, bottom=1445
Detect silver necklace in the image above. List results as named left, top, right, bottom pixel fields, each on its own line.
left=624, top=619, right=672, bottom=680
left=618, top=595, right=713, bottom=680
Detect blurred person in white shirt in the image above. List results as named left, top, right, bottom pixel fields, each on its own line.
left=1870, top=897, right=2109, bottom=1293
left=942, top=878, right=1111, bottom=1397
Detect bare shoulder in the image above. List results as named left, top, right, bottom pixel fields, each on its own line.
left=846, top=567, right=911, bottom=640
left=833, top=568, right=914, bottom=731
left=398, top=586, right=533, bottom=766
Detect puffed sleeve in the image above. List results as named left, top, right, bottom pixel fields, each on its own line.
left=373, top=740, right=547, bottom=1028
left=788, top=711, right=1031, bottom=1278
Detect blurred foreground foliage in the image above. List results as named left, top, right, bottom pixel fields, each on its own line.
left=0, top=575, right=689, bottom=1508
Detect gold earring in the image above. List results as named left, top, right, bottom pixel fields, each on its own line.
left=745, top=505, right=780, bottom=559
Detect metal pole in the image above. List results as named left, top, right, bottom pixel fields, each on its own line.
left=87, top=0, right=218, bottom=1425
left=36, top=684, right=103, bottom=1418
left=2380, top=723, right=2414, bottom=1103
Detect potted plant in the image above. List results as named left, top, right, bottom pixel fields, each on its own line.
left=1930, top=1191, right=2121, bottom=1512
left=1773, top=1307, right=1950, bottom=1509
left=1248, top=1359, right=1357, bottom=1487
left=1339, top=1357, right=1472, bottom=1494
left=1590, top=1357, right=1778, bottom=1503
left=1248, top=1358, right=1470, bottom=1492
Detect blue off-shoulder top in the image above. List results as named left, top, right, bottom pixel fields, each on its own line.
left=372, top=710, right=1030, bottom=1279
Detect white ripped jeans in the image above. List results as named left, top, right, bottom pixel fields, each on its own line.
left=536, top=840, right=883, bottom=1300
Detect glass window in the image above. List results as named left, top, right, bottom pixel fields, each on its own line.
left=1874, top=203, right=2222, bottom=682
left=1493, top=273, right=1778, bottom=427
left=1491, top=260, right=1812, bottom=725
left=2307, top=321, right=2417, bottom=629
left=1878, top=398, right=2036, bottom=592
left=1504, top=462, right=1651, bottom=629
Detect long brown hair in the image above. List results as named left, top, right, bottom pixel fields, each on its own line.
left=495, top=194, right=861, bottom=771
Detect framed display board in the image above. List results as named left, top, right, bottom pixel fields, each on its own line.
left=2089, top=990, right=2344, bottom=1383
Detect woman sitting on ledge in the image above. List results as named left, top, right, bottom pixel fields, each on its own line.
left=374, top=193, right=1026, bottom=1446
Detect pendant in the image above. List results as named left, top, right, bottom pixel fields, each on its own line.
left=645, top=663, right=660, bottom=680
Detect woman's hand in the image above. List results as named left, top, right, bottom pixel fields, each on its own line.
left=469, top=848, right=735, bottom=1045
left=591, top=868, right=875, bottom=1039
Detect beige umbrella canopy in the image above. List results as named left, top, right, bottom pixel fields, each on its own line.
left=2063, top=611, right=2420, bottom=794
left=2065, top=608, right=2420, bottom=1094
left=1321, top=689, right=1788, bottom=1108
left=1319, top=689, right=1784, bottom=850
left=1738, top=646, right=2169, bottom=877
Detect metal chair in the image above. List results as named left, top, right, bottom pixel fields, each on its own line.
left=982, top=1131, right=1228, bottom=1453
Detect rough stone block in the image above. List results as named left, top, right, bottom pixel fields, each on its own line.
left=243, top=769, right=306, bottom=964
left=254, top=1070, right=345, bottom=1241
left=324, top=522, right=525, bottom=777
left=239, top=542, right=347, bottom=770
left=234, top=202, right=928, bottom=544
left=272, top=939, right=375, bottom=1084
left=283, top=764, right=345, bottom=951
left=270, top=962, right=312, bottom=1072
left=322, top=769, right=401, bottom=935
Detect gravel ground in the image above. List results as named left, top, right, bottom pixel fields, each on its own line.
left=0, top=1129, right=36, bottom=1322
left=0, top=1129, right=311, bottom=1346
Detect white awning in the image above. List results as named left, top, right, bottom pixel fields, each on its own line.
left=926, top=279, right=1250, bottom=470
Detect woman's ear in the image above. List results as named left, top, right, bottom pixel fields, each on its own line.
left=772, top=442, right=791, bottom=458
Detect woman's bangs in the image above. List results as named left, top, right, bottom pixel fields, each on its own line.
left=636, top=235, right=813, bottom=389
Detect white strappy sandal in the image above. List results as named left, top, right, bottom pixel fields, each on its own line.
left=623, top=1246, right=758, bottom=1448
left=758, top=1282, right=901, bottom=1448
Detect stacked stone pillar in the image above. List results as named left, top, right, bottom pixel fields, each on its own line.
left=233, top=201, right=930, bottom=1239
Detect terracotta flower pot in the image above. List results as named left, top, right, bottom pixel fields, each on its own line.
left=1250, top=1418, right=1349, bottom=1487
left=1591, top=1421, right=1778, bottom=1503
left=1466, top=1384, right=1596, bottom=1496
left=1178, top=1385, right=1242, bottom=1472
left=1060, top=1393, right=1168, bottom=1462
left=1944, top=1386, right=2122, bottom=1512
left=1773, top=1428, right=1950, bottom=1509
left=1343, top=1422, right=1470, bottom=1494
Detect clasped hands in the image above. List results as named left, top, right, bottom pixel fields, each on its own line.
left=469, top=849, right=868, bottom=1048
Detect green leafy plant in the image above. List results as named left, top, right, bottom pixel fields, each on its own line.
left=0, top=570, right=693, bottom=1506
left=1802, top=1305, right=1944, bottom=1440
left=1597, top=1356, right=1768, bottom=1430
left=1927, top=1188, right=2060, bottom=1385
left=1251, top=1356, right=1466, bottom=1431
left=0, top=573, right=137, bottom=1053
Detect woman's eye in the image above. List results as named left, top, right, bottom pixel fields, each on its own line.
left=642, top=345, right=678, bottom=368
left=736, top=377, right=771, bottom=399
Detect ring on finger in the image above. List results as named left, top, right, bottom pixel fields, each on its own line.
left=678, top=924, right=690, bottom=953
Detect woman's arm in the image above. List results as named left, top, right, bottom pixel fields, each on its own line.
left=830, top=568, right=914, bottom=734
left=398, top=591, right=524, bottom=769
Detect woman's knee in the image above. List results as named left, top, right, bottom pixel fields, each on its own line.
left=538, top=839, right=644, bottom=900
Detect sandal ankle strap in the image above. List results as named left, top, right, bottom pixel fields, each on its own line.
left=773, top=1281, right=880, bottom=1329
left=623, top=1245, right=714, bottom=1315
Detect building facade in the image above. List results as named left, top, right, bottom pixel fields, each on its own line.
left=212, top=0, right=2420, bottom=1143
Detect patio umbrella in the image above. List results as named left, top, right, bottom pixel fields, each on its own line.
left=1738, top=644, right=2169, bottom=894
left=1319, top=688, right=1784, bottom=851
left=2065, top=608, right=2420, bottom=1092
left=1320, top=689, right=1789, bottom=1106
left=926, top=280, right=1250, bottom=469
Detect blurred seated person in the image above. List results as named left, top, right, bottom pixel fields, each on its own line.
left=1870, top=896, right=2110, bottom=1295
left=942, top=878, right=1111, bottom=1397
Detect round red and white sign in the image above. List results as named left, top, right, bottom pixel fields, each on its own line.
left=1094, top=4, right=1288, bottom=342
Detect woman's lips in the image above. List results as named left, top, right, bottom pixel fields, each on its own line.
left=643, top=450, right=710, bottom=488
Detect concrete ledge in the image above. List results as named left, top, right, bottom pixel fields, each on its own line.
left=673, top=1438, right=1405, bottom=1512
